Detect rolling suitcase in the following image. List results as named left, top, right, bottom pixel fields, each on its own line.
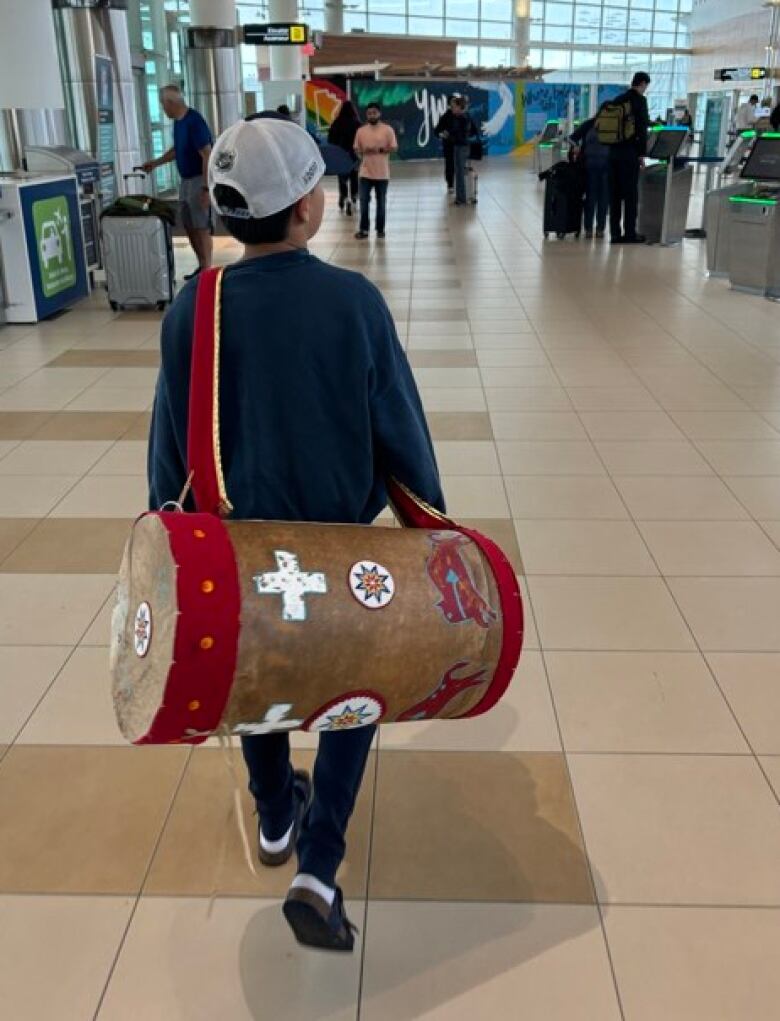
left=101, top=214, right=175, bottom=311
left=540, top=161, right=584, bottom=239
left=466, top=162, right=479, bottom=205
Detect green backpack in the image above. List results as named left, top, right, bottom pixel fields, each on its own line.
left=596, top=100, right=636, bottom=145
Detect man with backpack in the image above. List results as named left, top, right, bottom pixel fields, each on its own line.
left=596, top=72, right=651, bottom=245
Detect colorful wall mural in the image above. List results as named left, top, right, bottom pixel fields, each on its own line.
left=306, top=79, right=626, bottom=159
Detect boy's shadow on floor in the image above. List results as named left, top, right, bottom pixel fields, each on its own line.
left=239, top=704, right=606, bottom=1020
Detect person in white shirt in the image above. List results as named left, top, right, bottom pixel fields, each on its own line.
left=735, top=95, right=759, bottom=133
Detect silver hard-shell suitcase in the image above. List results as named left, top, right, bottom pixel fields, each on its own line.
left=466, top=163, right=478, bottom=205
left=102, top=215, right=175, bottom=311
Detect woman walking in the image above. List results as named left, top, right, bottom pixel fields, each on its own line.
left=328, top=101, right=361, bottom=216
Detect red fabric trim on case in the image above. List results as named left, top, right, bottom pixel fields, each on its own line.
left=136, top=511, right=241, bottom=745
left=455, top=525, right=524, bottom=719
left=187, top=267, right=225, bottom=517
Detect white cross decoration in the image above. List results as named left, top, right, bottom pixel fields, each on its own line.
left=253, top=550, right=327, bottom=622
left=233, top=703, right=304, bottom=736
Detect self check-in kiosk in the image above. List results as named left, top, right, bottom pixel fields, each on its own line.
left=639, top=127, right=694, bottom=245
left=728, top=133, right=780, bottom=299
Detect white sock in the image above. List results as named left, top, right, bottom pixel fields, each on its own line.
left=260, top=820, right=293, bottom=855
left=291, top=872, right=336, bottom=906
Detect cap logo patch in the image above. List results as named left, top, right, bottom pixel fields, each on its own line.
left=301, top=158, right=319, bottom=186
left=215, top=148, right=236, bottom=172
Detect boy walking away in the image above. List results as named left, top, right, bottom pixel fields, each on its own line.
left=354, top=104, right=398, bottom=239
left=450, top=98, right=478, bottom=207
left=434, top=94, right=461, bottom=192
left=328, top=100, right=362, bottom=216
left=598, top=71, right=650, bottom=245
left=571, top=110, right=610, bottom=239
left=147, top=114, right=443, bottom=952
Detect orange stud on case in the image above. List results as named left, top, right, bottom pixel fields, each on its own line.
left=193, top=528, right=206, bottom=539
left=188, top=700, right=201, bottom=712
left=201, top=579, right=215, bottom=594
left=199, top=636, right=214, bottom=650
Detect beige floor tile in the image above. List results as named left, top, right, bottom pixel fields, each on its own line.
left=420, top=388, right=487, bottom=412
left=413, top=368, right=482, bottom=389
left=406, top=350, right=477, bottom=368
left=638, top=520, right=780, bottom=576
left=98, top=367, right=160, bottom=388
left=30, top=411, right=142, bottom=441
left=669, top=578, right=780, bottom=651
left=605, top=905, right=780, bottom=1021
left=614, top=476, right=749, bottom=521
left=0, top=745, right=187, bottom=893
left=706, top=654, right=780, bottom=754
left=695, top=440, right=780, bottom=475
left=670, top=411, right=780, bottom=440
left=0, top=518, right=130, bottom=574
left=0, top=894, right=134, bottom=1021
left=518, top=520, right=657, bottom=576
left=0, top=411, right=53, bottom=439
left=762, top=756, right=780, bottom=798
left=565, top=387, right=660, bottom=412
left=369, top=751, right=592, bottom=903
left=18, top=646, right=121, bottom=745
left=98, top=895, right=361, bottom=1021
left=763, top=519, right=780, bottom=547
left=49, top=475, right=148, bottom=518
left=66, top=386, right=154, bottom=413
left=484, top=386, right=572, bottom=412
left=569, top=753, right=780, bottom=904
left=579, top=411, right=684, bottom=441
left=490, top=412, right=586, bottom=441
left=79, top=592, right=115, bottom=647
left=360, top=903, right=621, bottom=1021
left=548, top=652, right=746, bottom=753
left=433, top=441, right=500, bottom=475
left=120, top=412, right=152, bottom=440
left=505, top=476, right=627, bottom=520
left=724, top=477, right=780, bottom=519
left=476, top=349, right=549, bottom=370
left=407, top=333, right=474, bottom=350
left=0, top=646, right=70, bottom=743
left=0, top=574, right=114, bottom=645
left=0, top=518, right=37, bottom=562
left=88, top=441, right=147, bottom=475
left=480, top=366, right=561, bottom=388
left=145, top=747, right=373, bottom=898
left=379, top=651, right=560, bottom=752
left=595, top=440, right=713, bottom=476
left=425, top=412, right=492, bottom=440
left=0, top=439, right=112, bottom=476
left=497, top=440, right=605, bottom=476
left=46, top=349, right=160, bottom=368
left=530, top=576, right=695, bottom=651
left=0, top=475, right=79, bottom=517
left=439, top=475, right=510, bottom=517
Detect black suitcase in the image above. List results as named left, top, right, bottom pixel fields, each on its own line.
left=540, top=161, right=584, bottom=239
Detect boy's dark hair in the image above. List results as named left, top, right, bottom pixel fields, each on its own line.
left=632, top=72, right=651, bottom=88
left=750, top=94, right=760, bottom=103
left=366, top=103, right=381, bottom=114
left=276, top=103, right=292, bottom=116
left=213, top=184, right=294, bottom=244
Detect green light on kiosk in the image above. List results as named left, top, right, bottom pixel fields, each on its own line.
left=729, top=196, right=779, bottom=205
left=741, top=130, right=757, bottom=138
left=539, top=143, right=554, bottom=148
left=762, top=132, right=780, bottom=139
left=546, top=119, right=559, bottom=125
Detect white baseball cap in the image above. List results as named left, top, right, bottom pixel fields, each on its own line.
left=209, top=114, right=345, bottom=220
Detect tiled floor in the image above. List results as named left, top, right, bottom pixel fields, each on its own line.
left=1, top=158, right=780, bottom=1019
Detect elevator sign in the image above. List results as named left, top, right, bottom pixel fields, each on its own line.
left=714, top=67, right=767, bottom=82
left=243, top=23, right=309, bottom=45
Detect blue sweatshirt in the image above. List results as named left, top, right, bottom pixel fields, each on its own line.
left=147, top=250, right=444, bottom=524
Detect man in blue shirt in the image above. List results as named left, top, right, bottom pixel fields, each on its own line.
left=148, top=114, right=443, bottom=952
left=143, top=85, right=214, bottom=278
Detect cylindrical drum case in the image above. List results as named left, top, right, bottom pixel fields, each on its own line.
left=111, top=490, right=523, bottom=744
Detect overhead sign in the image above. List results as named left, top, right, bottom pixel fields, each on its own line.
left=243, top=23, right=309, bottom=45
left=714, top=66, right=767, bottom=82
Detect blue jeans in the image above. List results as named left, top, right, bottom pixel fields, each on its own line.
left=454, top=145, right=469, bottom=204
left=585, top=164, right=610, bottom=233
left=359, top=178, right=388, bottom=233
left=241, top=726, right=376, bottom=887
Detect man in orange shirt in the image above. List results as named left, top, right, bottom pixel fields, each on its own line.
left=354, top=104, right=398, bottom=240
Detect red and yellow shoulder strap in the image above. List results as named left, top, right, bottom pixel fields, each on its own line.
left=187, top=267, right=233, bottom=517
